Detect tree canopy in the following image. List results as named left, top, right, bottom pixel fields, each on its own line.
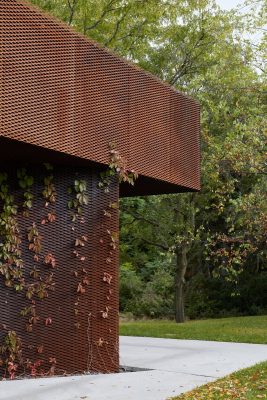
left=30, top=0, right=267, bottom=321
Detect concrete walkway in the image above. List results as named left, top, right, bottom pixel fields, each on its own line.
left=1, top=336, right=267, bottom=400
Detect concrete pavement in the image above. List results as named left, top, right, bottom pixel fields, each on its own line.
left=1, top=336, right=267, bottom=400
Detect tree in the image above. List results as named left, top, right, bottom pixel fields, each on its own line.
left=120, top=194, right=204, bottom=323
left=31, top=0, right=267, bottom=321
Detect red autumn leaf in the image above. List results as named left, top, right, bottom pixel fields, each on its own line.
left=29, top=315, right=39, bottom=325
left=36, top=345, right=44, bottom=354
left=47, top=213, right=56, bottom=222
left=100, top=307, right=110, bottom=319
left=77, top=283, right=85, bottom=294
left=82, top=277, right=89, bottom=285
left=26, top=323, right=33, bottom=332
left=75, top=238, right=85, bottom=247
left=95, top=338, right=104, bottom=347
left=45, top=317, right=52, bottom=326
left=44, top=253, right=56, bottom=268
left=103, top=272, right=112, bottom=284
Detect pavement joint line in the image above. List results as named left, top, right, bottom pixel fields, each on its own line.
left=3, top=338, right=267, bottom=400
left=147, top=368, right=218, bottom=379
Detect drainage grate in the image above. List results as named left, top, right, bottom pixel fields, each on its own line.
left=120, top=366, right=153, bottom=373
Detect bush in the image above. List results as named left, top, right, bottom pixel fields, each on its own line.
left=120, top=264, right=174, bottom=318
left=120, top=261, right=267, bottom=320
left=185, top=271, right=267, bottom=319
left=119, top=263, right=144, bottom=312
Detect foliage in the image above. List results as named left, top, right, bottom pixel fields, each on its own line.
left=120, top=266, right=267, bottom=319
left=0, top=331, right=22, bottom=380
left=0, top=173, right=24, bottom=292
left=17, top=168, right=34, bottom=210
left=120, top=262, right=144, bottom=312
left=29, top=0, right=267, bottom=320
left=99, top=142, right=138, bottom=192
left=120, top=315, right=267, bottom=344
left=68, top=179, right=88, bottom=221
left=170, top=361, right=267, bottom=400
left=120, top=261, right=174, bottom=317
left=185, top=272, right=267, bottom=320
left=0, top=165, right=92, bottom=378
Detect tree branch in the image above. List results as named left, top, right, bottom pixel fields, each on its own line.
left=141, top=238, right=169, bottom=251
left=169, top=31, right=208, bottom=85
left=84, top=0, right=118, bottom=32
left=121, top=210, right=160, bottom=228
left=67, top=0, right=78, bottom=25
left=104, top=11, right=129, bottom=46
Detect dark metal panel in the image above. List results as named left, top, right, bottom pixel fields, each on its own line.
left=0, top=165, right=119, bottom=375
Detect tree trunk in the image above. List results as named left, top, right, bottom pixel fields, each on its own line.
left=175, top=244, right=189, bottom=323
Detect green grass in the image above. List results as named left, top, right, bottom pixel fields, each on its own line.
left=120, top=315, right=267, bottom=344
left=169, top=361, right=267, bottom=399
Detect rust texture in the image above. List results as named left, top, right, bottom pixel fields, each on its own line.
left=0, top=0, right=200, bottom=376
left=0, top=0, right=200, bottom=195
left=0, top=165, right=119, bottom=375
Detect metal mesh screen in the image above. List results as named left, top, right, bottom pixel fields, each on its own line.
left=0, top=0, right=200, bottom=194
left=0, top=164, right=119, bottom=375
left=0, top=0, right=201, bottom=378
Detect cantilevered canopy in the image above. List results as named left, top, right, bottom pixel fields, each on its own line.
left=0, top=0, right=200, bottom=196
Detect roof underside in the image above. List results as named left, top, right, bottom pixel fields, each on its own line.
left=0, top=0, right=200, bottom=196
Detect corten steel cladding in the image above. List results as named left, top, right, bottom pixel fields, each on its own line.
left=0, top=165, right=119, bottom=375
left=0, top=0, right=201, bottom=377
left=0, top=0, right=200, bottom=195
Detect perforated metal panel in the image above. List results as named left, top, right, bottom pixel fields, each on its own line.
left=0, top=0, right=200, bottom=193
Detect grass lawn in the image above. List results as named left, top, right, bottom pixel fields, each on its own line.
left=120, top=315, right=267, bottom=344
left=169, top=361, right=267, bottom=399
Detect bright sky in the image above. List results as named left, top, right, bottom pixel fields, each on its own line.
left=216, top=0, right=264, bottom=44
left=216, top=0, right=245, bottom=10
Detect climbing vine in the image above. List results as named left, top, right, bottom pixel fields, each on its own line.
left=17, top=168, right=34, bottom=214
left=0, top=172, right=24, bottom=292
left=0, top=144, right=138, bottom=378
left=0, top=331, right=22, bottom=380
left=0, top=165, right=59, bottom=379
left=67, top=177, right=90, bottom=330
left=96, top=142, right=138, bottom=351
left=68, top=179, right=88, bottom=222
left=99, top=142, right=138, bottom=192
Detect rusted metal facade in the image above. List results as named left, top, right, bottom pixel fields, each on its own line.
left=0, top=165, right=119, bottom=375
left=0, top=0, right=200, bottom=376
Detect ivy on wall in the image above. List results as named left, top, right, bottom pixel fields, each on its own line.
left=0, top=165, right=58, bottom=378
left=0, top=144, right=137, bottom=379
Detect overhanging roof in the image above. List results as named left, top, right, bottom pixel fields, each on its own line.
left=0, top=0, right=200, bottom=196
